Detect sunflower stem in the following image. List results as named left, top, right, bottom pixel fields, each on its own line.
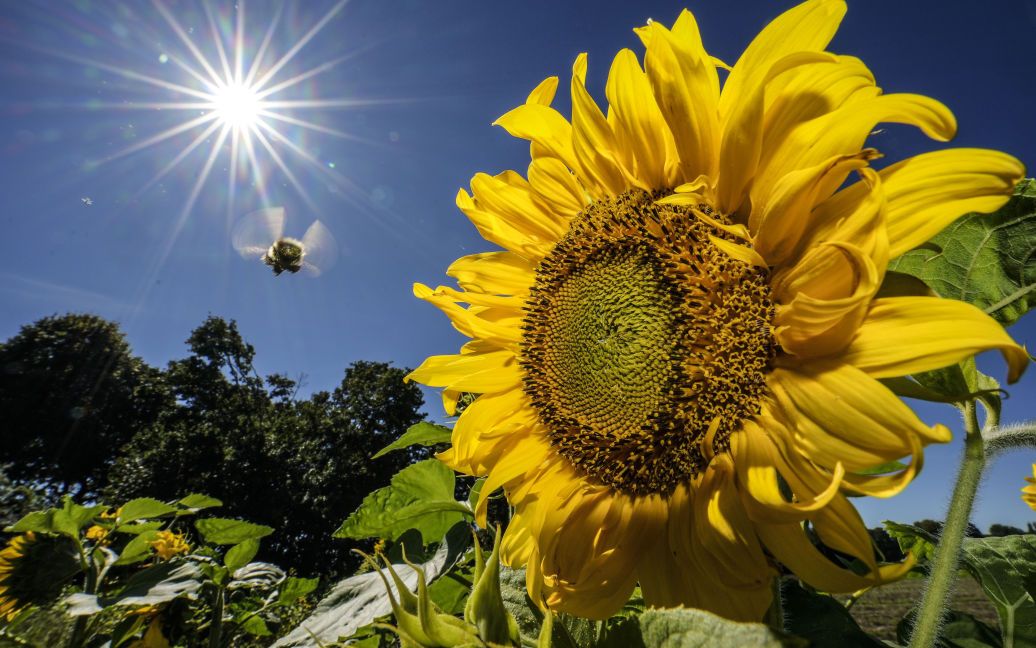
left=764, top=577, right=784, bottom=632
left=909, top=400, right=986, bottom=648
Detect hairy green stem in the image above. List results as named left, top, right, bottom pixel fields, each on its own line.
left=909, top=401, right=985, bottom=648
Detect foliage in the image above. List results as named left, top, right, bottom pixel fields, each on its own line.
left=102, top=316, right=423, bottom=577
left=888, top=178, right=1036, bottom=327
left=0, top=494, right=317, bottom=647
left=0, top=314, right=169, bottom=496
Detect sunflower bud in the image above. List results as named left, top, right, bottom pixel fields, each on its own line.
left=368, top=528, right=526, bottom=648
left=464, top=527, right=520, bottom=646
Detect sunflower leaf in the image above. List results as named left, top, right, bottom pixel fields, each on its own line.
left=635, top=608, right=801, bottom=647
left=333, top=459, right=470, bottom=543
left=958, top=534, right=1036, bottom=647
left=195, top=518, right=274, bottom=545
left=118, top=497, right=178, bottom=522
left=780, top=579, right=883, bottom=647
left=372, top=422, right=453, bottom=459
left=887, top=178, right=1036, bottom=327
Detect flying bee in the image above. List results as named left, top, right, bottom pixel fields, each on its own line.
left=232, top=207, right=338, bottom=276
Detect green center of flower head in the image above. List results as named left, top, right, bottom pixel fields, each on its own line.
left=521, top=191, right=776, bottom=496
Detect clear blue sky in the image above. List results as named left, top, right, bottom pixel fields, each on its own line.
left=0, top=0, right=1034, bottom=530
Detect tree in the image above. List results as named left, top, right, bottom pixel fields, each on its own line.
left=105, top=318, right=424, bottom=577
left=0, top=314, right=168, bottom=496
left=988, top=523, right=1026, bottom=537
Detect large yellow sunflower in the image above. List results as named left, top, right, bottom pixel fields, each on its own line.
left=409, top=0, right=1028, bottom=621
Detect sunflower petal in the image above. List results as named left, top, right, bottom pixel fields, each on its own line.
left=880, top=149, right=1025, bottom=257
left=843, top=297, right=1029, bottom=383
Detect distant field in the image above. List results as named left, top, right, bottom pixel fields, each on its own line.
left=846, top=576, right=999, bottom=641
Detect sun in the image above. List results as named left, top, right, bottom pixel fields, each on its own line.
left=211, top=82, right=262, bottom=130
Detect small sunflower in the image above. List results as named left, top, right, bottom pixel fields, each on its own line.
left=409, top=0, right=1028, bottom=621
left=0, top=533, right=81, bottom=620
left=150, top=531, right=190, bottom=561
left=1023, top=465, right=1036, bottom=511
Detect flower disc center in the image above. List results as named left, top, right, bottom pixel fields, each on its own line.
left=520, top=192, right=776, bottom=496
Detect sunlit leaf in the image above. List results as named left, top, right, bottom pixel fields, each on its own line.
left=119, top=498, right=178, bottom=522
left=959, top=534, right=1036, bottom=647
left=372, top=422, right=453, bottom=459
left=177, top=494, right=223, bottom=512
left=114, top=529, right=160, bottom=565
left=888, top=178, right=1036, bottom=326
left=277, top=577, right=320, bottom=607
left=224, top=538, right=261, bottom=572
left=66, top=561, right=204, bottom=616
left=272, top=524, right=469, bottom=647
left=601, top=608, right=799, bottom=647
left=334, top=459, right=470, bottom=543
left=195, top=518, right=274, bottom=545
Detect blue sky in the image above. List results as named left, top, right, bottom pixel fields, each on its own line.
left=0, top=0, right=1034, bottom=530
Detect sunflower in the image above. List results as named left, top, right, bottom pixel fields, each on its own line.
left=408, top=0, right=1028, bottom=621
left=1023, top=465, right=1036, bottom=512
left=150, top=531, right=190, bottom=561
left=0, top=533, right=81, bottom=620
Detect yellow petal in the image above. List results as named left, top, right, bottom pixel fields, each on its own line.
left=710, top=235, right=767, bottom=268
left=493, top=103, right=577, bottom=171
left=757, top=516, right=911, bottom=592
left=526, top=76, right=559, bottom=106
left=773, top=242, right=880, bottom=357
left=413, top=282, right=522, bottom=351
left=769, top=362, right=950, bottom=467
left=406, top=349, right=520, bottom=394
left=880, top=149, right=1025, bottom=257
left=719, top=0, right=846, bottom=118
left=470, top=172, right=567, bottom=241
left=570, top=53, right=630, bottom=197
left=639, top=14, right=720, bottom=183
left=447, top=251, right=536, bottom=296
left=527, top=157, right=588, bottom=219
left=843, top=297, right=1029, bottom=383
left=732, top=420, right=844, bottom=523
left=605, top=48, right=671, bottom=189
left=752, top=149, right=879, bottom=265
left=760, top=93, right=955, bottom=197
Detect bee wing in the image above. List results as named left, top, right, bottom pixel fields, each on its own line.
left=299, top=220, right=338, bottom=277
left=232, top=207, right=286, bottom=259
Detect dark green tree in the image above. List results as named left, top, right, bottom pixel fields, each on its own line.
left=988, top=523, right=1026, bottom=536
left=105, top=318, right=423, bottom=576
left=0, top=314, right=168, bottom=495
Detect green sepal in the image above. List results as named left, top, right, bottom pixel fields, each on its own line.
left=464, top=527, right=520, bottom=646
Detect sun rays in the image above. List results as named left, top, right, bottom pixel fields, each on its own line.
left=82, top=0, right=368, bottom=221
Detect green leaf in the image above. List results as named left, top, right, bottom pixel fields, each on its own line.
left=240, top=615, right=271, bottom=636
left=65, top=561, right=204, bottom=615
left=6, top=510, right=54, bottom=534
left=177, top=493, right=223, bottom=511
left=428, top=570, right=472, bottom=615
left=888, top=178, right=1036, bottom=326
left=884, top=521, right=938, bottom=563
left=195, top=518, right=274, bottom=545
left=958, top=534, right=1036, bottom=647
left=781, top=579, right=883, bottom=647
left=372, top=422, right=453, bottom=459
left=334, top=459, right=470, bottom=543
left=636, top=608, right=800, bottom=647
left=224, top=538, right=261, bottom=572
left=114, top=521, right=163, bottom=535
left=48, top=497, right=107, bottom=538
left=277, top=576, right=320, bottom=606
left=119, top=498, right=178, bottom=522
left=897, top=608, right=1003, bottom=648
left=274, top=524, right=469, bottom=647
left=115, top=529, right=160, bottom=565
